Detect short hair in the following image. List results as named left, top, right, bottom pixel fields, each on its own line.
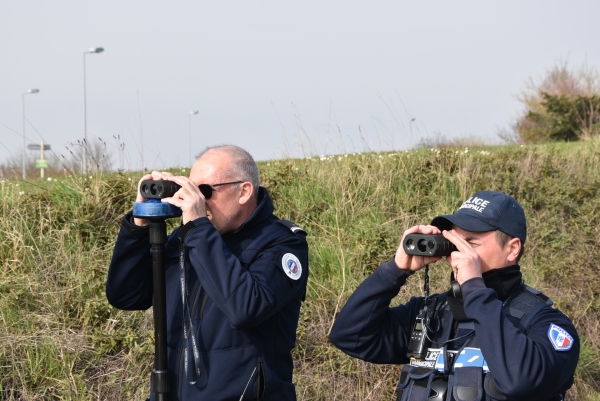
left=495, top=230, right=524, bottom=263
left=196, top=145, right=260, bottom=199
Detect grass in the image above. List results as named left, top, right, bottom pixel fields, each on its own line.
left=1, top=143, right=599, bottom=400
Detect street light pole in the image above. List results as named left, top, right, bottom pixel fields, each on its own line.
left=22, top=88, right=40, bottom=180
left=189, top=110, right=199, bottom=167
left=83, top=47, right=104, bottom=174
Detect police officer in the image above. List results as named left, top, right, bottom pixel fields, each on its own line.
left=330, top=190, right=579, bottom=400
left=107, top=145, right=309, bottom=400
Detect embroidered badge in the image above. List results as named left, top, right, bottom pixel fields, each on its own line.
left=281, top=253, right=302, bottom=280
left=548, top=323, right=574, bottom=351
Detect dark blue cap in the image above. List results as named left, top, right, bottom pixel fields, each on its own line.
left=430, top=190, right=527, bottom=244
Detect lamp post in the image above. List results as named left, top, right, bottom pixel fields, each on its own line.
left=83, top=47, right=104, bottom=174
left=189, top=110, right=199, bottom=167
left=22, top=88, right=40, bottom=180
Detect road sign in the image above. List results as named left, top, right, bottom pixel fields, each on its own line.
left=27, top=144, right=51, bottom=150
left=36, top=160, right=49, bottom=169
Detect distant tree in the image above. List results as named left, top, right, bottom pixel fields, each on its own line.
left=512, top=60, right=600, bottom=143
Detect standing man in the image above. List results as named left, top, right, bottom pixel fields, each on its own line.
left=330, top=190, right=578, bottom=400
left=107, top=145, right=309, bottom=401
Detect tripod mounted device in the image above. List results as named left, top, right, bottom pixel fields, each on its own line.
left=133, top=198, right=182, bottom=401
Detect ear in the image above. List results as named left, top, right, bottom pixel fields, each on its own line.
left=506, top=237, right=521, bottom=263
left=238, top=182, right=254, bottom=206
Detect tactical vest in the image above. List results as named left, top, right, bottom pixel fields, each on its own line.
left=395, top=285, right=561, bottom=401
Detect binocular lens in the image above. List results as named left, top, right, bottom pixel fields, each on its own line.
left=141, top=183, right=162, bottom=196
left=406, top=239, right=416, bottom=250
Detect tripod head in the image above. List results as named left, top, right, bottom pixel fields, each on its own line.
left=133, top=199, right=182, bottom=220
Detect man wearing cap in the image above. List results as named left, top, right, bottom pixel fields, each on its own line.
left=330, top=190, right=579, bottom=400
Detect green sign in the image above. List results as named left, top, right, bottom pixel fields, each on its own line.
left=36, top=159, right=49, bottom=169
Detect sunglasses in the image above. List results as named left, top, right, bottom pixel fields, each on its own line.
left=198, top=181, right=244, bottom=199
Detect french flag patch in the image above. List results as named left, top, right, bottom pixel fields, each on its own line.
left=548, top=323, right=574, bottom=351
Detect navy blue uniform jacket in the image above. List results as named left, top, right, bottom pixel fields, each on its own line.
left=330, top=260, right=579, bottom=401
left=106, top=188, right=308, bottom=400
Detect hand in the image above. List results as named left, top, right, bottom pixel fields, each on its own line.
left=133, top=171, right=176, bottom=226
left=394, top=225, right=443, bottom=273
left=160, top=175, right=207, bottom=224
left=442, top=229, right=482, bottom=285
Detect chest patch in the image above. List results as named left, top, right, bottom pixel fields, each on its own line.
left=281, top=253, right=302, bottom=280
left=548, top=323, right=574, bottom=351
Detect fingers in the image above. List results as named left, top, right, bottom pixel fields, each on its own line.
left=442, top=229, right=482, bottom=285
left=442, top=229, right=472, bottom=254
left=159, top=175, right=206, bottom=224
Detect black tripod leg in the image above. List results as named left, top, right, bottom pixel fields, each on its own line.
left=150, top=221, right=170, bottom=401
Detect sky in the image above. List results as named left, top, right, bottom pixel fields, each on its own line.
left=2, top=1, right=600, bottom=172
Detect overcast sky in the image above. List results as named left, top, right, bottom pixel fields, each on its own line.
left=2, top=1, right=599, bottom=172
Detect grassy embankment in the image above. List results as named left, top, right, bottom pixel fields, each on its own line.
left=1, top=140, right=599, bottom=400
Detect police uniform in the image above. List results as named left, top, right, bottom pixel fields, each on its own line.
left=330, top=191, right=579, bottom=400
left=107, top=187, right=309, bottom=401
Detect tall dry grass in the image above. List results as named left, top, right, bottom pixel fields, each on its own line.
left=1, top=142, right=599, bottom=400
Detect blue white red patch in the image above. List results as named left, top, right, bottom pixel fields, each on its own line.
left=548, top=323, right=574, bottom=351
left=281, top=253, right=302, bottom=280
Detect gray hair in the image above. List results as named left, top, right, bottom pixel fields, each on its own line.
left=196, top=145, right=260, bottom=199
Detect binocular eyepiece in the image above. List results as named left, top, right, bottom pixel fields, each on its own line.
left=403, top=234, right=457, bottom=257
left=140, top=180, right=181, bottom=200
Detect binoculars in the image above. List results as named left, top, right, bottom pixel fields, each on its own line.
left=140, top=180, right=181, bottom=200
left=403, top=234, right=457, bottom=257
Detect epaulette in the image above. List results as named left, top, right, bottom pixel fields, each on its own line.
left=276, top=219, right=307, bottom=236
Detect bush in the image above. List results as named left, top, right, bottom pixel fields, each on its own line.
left=513, top=60, right=600, bottom=144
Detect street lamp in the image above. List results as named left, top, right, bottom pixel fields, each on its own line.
left=83, top=46, right=104, bottom=174
left=189, top=110, right=199, bottom=167
left=22, top=88, right=40, bottom=180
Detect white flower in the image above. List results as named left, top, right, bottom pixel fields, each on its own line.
left=19, top=191, right=24, bottom=195
left=47, top=177, right=52, bottom=181
left=128, top=178, right=132, bottom=181
left=89, top=176, right=93, bottom=179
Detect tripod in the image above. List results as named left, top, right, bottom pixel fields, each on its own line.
left=134, top=200, right=182, bottom=401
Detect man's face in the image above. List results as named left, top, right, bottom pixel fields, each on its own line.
left=449, top=226, right=514, bottom=272
left=189, top=150, right=243, bottom=234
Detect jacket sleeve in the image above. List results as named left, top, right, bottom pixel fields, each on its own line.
left=182, top=217, right=309, bottom=329
left=462, top=278, right=580, bottom=400
left=105, top=212, right=154, bottom=310
left=329, top=260, right=424, bottom=364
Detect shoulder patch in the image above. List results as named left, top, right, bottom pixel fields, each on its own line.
left=548, top=323, right=574, bottom=351
left=276, top=219, right=307, bottom=236
left=281, top=253, right=303, bottom=280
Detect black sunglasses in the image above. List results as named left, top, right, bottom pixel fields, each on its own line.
left=198, top=181, right=244, bottom=199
